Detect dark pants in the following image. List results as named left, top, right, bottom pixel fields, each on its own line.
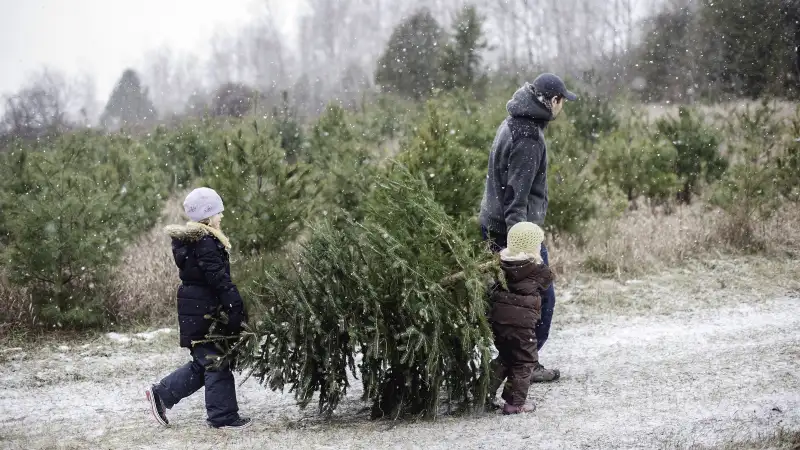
left=481, top=225, right=555, bottom=351
left=153, top=344, right=240, bottom=427
left=490, top=324, right=537, bottom=406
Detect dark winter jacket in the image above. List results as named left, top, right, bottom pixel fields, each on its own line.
left=165, top=223, right=248, bottom=348
left=479, top=83, right=554, bottom=235
left=490, top=259, right=554, bottom=329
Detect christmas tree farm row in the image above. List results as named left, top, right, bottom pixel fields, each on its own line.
left=1, top=89, right=798, bottom=332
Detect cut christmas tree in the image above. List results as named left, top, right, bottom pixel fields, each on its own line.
left=234, top=163, right=496, bottom=420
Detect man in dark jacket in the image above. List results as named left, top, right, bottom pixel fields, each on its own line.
left=479, top=73, right=576, bottom=383
left=145, top=187, right=251, bottom=430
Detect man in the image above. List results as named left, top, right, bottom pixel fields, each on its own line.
left=479, top=73, right=576, bottom=383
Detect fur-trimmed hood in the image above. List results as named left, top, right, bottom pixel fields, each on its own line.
left=164, top=222, right=232, bottom=252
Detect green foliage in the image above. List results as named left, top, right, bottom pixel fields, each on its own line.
left=776, top=108, right=800, bottom=203
left=699, top=0, right=798, bottom=99
left=567, top=86, right=620, bottom=147
left=440, top=5, right=489, bottom=94
left=306, top=104, right=376, bottom=223
left=148, top=120, right=217, bottom=190
left=710, top=100, right=785, bottom=247
left=594, top=121, right=679, bottom=206
left=655, top=107, right=727, bottom=204
left=634, top=0, right=799, bottom=101
left=236, top=166, right=492, bottom=419
left=375, top=8, right=445, bottom=100
left=635, top=5, right=696, bottom=102
left=543, top=121, right=599, bottom=235
left=205, top=120, right=315, bottom=256
left=211, top=82, right=259, bottom=118
left=355, top=94, right=417, bottom=144
left=272, top=90, right=305, bottom=164
left=0, top=132, right=163, bottom=328
left=396, top=98, right=487, bottom=221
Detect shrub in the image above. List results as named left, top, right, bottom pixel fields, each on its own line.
left=710, top=100, right=785, bottom=248
left=0, top=133, right=164, bottom=328
left=396, top=98, right=487, bottom=221
left=306, top=104, right=376, bottom=223
left=776, top=107, right=800, bottom=203
left=236, top=165, right=493, bottom=420
left=205, top=119, right=315, bottom=257
left=211, top=82, right=260, bottom=118
left=271, top=90, right=305, bottom=164
left=594, top=120, right=679, bottom=208
left=544, top=121, right=599, bottom=235
left=354, top=94, right=418, bottom=145
left=147, top=121, right=218, bottom=190
left=566, top=87, right=620, bottom=147
left=655, top=106, right=727, bottom=204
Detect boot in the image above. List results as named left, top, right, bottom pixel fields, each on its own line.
left=502, top=402, right=536, bottom=415
left=530, top=361, right=560, bottom=383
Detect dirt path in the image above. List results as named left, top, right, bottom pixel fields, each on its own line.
left=1, top=270, right=799, bottom=449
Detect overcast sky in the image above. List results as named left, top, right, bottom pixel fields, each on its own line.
left=0, top=0, right=300, bottom=101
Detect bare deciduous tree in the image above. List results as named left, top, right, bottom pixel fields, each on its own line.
left=0, top=68, right=86, bottom=140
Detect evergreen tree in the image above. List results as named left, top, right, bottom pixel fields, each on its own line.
left=594, top=122, right=679, bottom=208
left=543, top=121, right=599, bottom=235
left=234, top=166, right=494, bottom=419
left=440, top=5, right=488, bottom=93
left=1, top=132, right=163, bottom=328
left=655, top=107, right=727, bottom=204
left=397, top=98, right=486, bottom=221
left=635, top=0, right=800, bottom=101
left=101, top=69, right=158, bottom=129
left=700, top=0, right=798, bottom=99
left=271, top=90, right=304, bottom=164
left=306, top=104, right=374, bottom=223
left=211, top=82, right=260, bottom=118
left=776, top=108, right=800, bottom=203
left=375, top=8, right=445, bottom=100
left=636, top=4, right=697, bottom=102
left=566, top=72, right=620, bottom=147
left=204, top=119, right=315, bottom=257
left=710, top=100, right=785, bottom=247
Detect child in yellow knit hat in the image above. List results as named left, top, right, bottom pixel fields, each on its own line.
left=488, top=221, right=554, bottom=414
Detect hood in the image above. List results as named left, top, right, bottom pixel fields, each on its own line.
left=500, top=259, right=554, bottom=290
left=506, top=83, right=554, bottom=122
left=164, top=222, right=231, bottom=251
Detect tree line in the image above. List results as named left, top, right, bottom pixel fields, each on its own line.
left=2, top=0, right=798, bottom=146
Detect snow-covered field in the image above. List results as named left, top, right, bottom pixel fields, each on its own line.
left=1, top=258, right=799, bottom=450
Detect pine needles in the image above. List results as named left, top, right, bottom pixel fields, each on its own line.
left=235, top=164, right=494, bottom=420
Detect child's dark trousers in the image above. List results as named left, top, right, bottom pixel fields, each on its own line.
left=152, top=344, right=240, bottom=427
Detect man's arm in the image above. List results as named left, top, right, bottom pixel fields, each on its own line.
left=503, top=138, right=541, bottom=231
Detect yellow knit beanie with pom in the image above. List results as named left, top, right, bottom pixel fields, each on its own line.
left=506, top=221, right=545, bottom=259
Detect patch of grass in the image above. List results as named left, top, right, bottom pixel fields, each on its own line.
left=686, top=427, right=800, bottom=450
left=553, top=200, right=800, bottom=282
left=582, top=255, right=619, bottom=276
left=108, top=193, right=185, bottom=327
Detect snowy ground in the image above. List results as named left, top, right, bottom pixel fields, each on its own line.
left=1, top=258, right=799, bottom=449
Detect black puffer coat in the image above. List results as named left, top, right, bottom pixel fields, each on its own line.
left=165, top=223, right=248, bottom=348
left=490, top=259, right=554, bottom=328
